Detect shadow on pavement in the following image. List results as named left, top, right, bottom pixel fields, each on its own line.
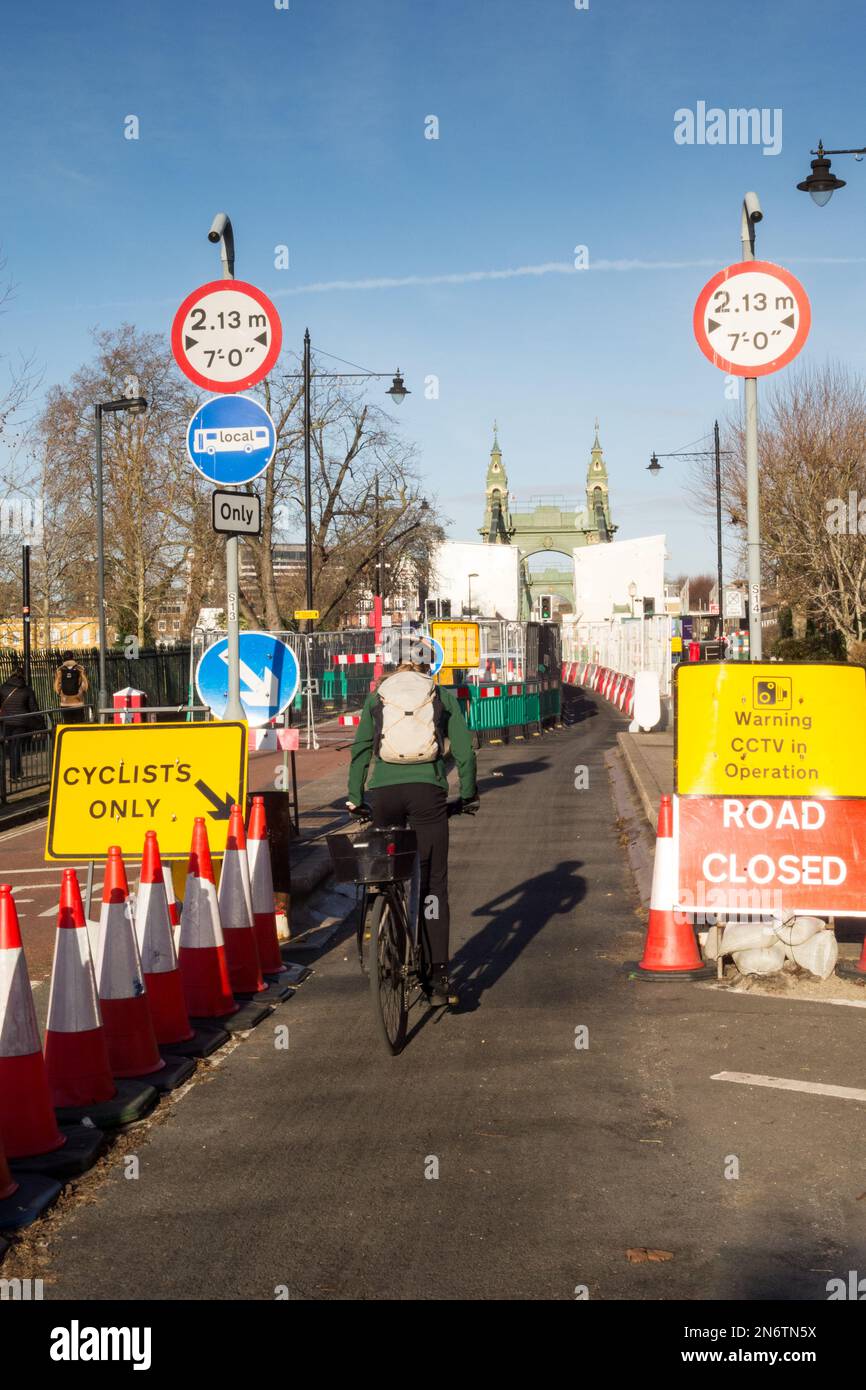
left=449, top=859, right=586, bottom=1010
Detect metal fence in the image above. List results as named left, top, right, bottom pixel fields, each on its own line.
left=0, top=646, right=194, bottom=804
left=562, top=616, right=673, bottom=697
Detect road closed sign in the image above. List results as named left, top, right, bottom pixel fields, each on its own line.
left=675, top=662, right=866, bottom=799
left=675, top=795, right=866, bottom=917
left=46, top=722, right=248, bottom=861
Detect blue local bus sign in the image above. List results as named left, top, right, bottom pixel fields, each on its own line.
left=186, top=394, right=276, bottom=485
left=195, top=631, right=300, bottom=728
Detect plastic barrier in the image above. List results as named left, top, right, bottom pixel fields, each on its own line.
left=439, top=679, right=560, bottom=744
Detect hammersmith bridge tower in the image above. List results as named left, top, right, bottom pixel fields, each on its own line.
left=478, top=421, right=617, bottom=617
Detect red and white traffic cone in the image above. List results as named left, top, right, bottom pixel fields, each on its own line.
left=44, top=868, right=158, bottom=1125
left=95, top=847, right=164, bottom=1078
left=178, top=818, right=238, bottom=1020
left=636, top=796, right=710, bottom=980
left=247, top=796, right=285, bottom=975
left=218, top=805, right=266, bottom=996
left=136, top=832, right=195, bottom=1045
left=45, top=868, right=115, bottom=1108
left=0, top=1129, right=61, bottom=1231
left=163, top=860, right=181, bottom=947
left=0, top=886, right=66, bottom=1158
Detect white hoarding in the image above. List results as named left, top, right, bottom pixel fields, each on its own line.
left=573, top=534, right=666, bottom=624
left=429, top=541, right=519, bottom=620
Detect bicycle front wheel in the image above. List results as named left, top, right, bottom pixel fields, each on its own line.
left=370, top=892, right=409, bottom=1055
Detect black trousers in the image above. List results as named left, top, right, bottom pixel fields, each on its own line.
left=367, top=783, right=450, bottom=968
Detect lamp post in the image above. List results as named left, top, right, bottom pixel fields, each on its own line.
left=627, top=580, right=637, bottom=618
left=206, top=212, right=244, bottom=721
left=740, top=192, right=764, bottom=658
left=648, top=421, right=731, bottom=657
left=467, top=572, right=479, bottom=620
left=797, top=141, right=852, bottom=205
left=287, top=337, right=409, bottom=633
left=94, top=395, right=148, bottom=720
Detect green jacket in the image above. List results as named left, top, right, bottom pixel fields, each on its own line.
left=348, top=684, right=477, bottom=806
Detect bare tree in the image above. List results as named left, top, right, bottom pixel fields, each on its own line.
left=691, top=364, right=866, bottom=646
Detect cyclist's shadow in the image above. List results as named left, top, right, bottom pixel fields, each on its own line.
left=449, top=860, right=586, bottom=1010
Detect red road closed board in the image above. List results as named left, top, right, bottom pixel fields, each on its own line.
left=675, top=795, right=866, bottom=917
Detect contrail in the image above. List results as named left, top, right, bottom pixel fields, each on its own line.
left=273, top=256, right=866, bottom=296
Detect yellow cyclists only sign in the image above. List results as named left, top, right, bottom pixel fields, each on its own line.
left=45, top=722, right=248, bottom=860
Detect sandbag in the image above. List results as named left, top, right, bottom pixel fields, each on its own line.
left=732, top=941, right=787, bottom=976
left=787, top=929, right=838, bottom=980
left=720, top=920, right=779, bottom=956
left=773, top=915, right=826, bottom=948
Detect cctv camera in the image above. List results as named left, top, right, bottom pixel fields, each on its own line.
left=743, top=191, right=763, bottom=223
left=208, top=212, right=228, bottom=244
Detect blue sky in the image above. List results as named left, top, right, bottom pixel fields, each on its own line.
left=3, top=0, right=866, bottom=577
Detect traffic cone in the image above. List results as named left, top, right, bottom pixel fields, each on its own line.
left=218, top=806, right=266, bottom=995
left=44, top=869, right=158, bottom=1127
left=136, top=832, right=195, bottom=1044
left=636, top=796, right=711, bottom=980
left=95, top=848, right=164, bottom=1078
left=178, top=818, right=238, bottom=1020
left=247, top=796, right=285, bottom=974
left=0, top=1130, right=61, bottom=1231
left=164, top=860, right=181, bottom=947
left=0, top=886, right=65, bottom=1157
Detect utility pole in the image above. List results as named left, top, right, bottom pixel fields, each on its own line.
left=209, top=213, right=244, bottom=720
left=303, top=328, right=313, bottom=634
left=372, top=474, right=384, bottom=685
left=21, top=544, right=31, bottom=687
left=714, top=419, right=724, bottom=655
left=741, top=193, right=763, bottom=659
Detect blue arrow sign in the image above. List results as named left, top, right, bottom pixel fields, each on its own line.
left=195, top=631, right=300, bottom=728
left=186, top=394, right=276, bottom=485
left=420, top=633, right=445, bottom=677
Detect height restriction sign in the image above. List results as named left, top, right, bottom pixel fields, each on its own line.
left=171, top=279, right=282, bottom=393
left=693, top=260, right=810, bottom=378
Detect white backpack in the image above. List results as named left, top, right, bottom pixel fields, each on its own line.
left=375, top=671, right=441, bottom=764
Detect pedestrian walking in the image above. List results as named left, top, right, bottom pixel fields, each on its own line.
left=54, top=651, right=89, bottom=723
left=0, top=663, right=43, bottom=780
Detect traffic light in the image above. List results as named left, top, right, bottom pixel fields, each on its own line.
left=440, top=599, right=451, bottom=619
left=540, top=594, right=552, bottom=622
left=425, top=599, right=438, bottom=622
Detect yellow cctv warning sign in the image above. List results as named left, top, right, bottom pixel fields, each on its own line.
left=46, top=722, right=248, bottom=860
left=675, top=662, right=866, bottom=798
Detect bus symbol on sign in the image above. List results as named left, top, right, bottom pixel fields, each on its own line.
left=194, top=427, right=270, bottom=456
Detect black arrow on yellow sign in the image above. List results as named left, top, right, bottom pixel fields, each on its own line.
left=195, top=780, right=235, bottom=820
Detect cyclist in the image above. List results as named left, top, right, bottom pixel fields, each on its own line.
left=347, top=660, right=479, bottom=1006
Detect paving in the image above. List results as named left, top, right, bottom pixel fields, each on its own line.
left=7, top=686, right=864, bottom=1302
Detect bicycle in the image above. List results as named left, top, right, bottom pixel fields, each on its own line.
left=327, top=800, right=475, bottom=1055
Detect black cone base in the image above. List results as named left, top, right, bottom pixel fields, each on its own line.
left=275, top=959, right=312, bottom=985
left=836, top=960, right=866, bottom=982
left=55, top=1079, right=159, bottom=1130
left=234, top=979, right=294, bottom=1004
left=126, top=1054, right=196, bottom=1094
left=158, top=1024, right=229, bottom=1059
left=190, top=999, right=272, bottom=1033
left=0, top=1172, right=63, bottom=1231
left=625, top=961, right=714, bottom=982
left=10, top=1124, right=106, bottom=1180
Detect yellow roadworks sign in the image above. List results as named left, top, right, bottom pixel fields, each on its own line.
left=46, top=722, right=248, bottom=861
left=675, top=662, right=866, bottom=797
left=294, top=609, right=319, bottom=620
left=431, top=620, right=480, bottom=669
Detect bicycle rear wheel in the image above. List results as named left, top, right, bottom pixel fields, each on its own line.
left=370, top=892, right=409, bottom=1055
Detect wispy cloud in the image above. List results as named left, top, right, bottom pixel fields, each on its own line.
left=273, top=256, right=866, bottom=297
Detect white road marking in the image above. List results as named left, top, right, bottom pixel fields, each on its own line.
left=700, top=982, right=866, bottom=1009
left=0, top=819, right=48, bottom=842
left=0, top=866, right=88, bottom=874
left=712, top=1071, right=866, bottom=1103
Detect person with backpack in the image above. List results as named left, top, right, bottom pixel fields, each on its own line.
left=346, top=660, right=479, bottom=1007
left=54, top=651, right=89, bottom=723
left=0, top=664, right=43, bottom=780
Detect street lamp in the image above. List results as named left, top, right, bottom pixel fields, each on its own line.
left=647, top=422, right=731, bottom=657
left=467, top=572, right=479, bottom=620
left=627, top=580, right=637, bottom=618
left=797, top=141, right=851, bottom=206
left=289, top=333, right=409, bottom=631
left=94, top=394, right=148, bottom=720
